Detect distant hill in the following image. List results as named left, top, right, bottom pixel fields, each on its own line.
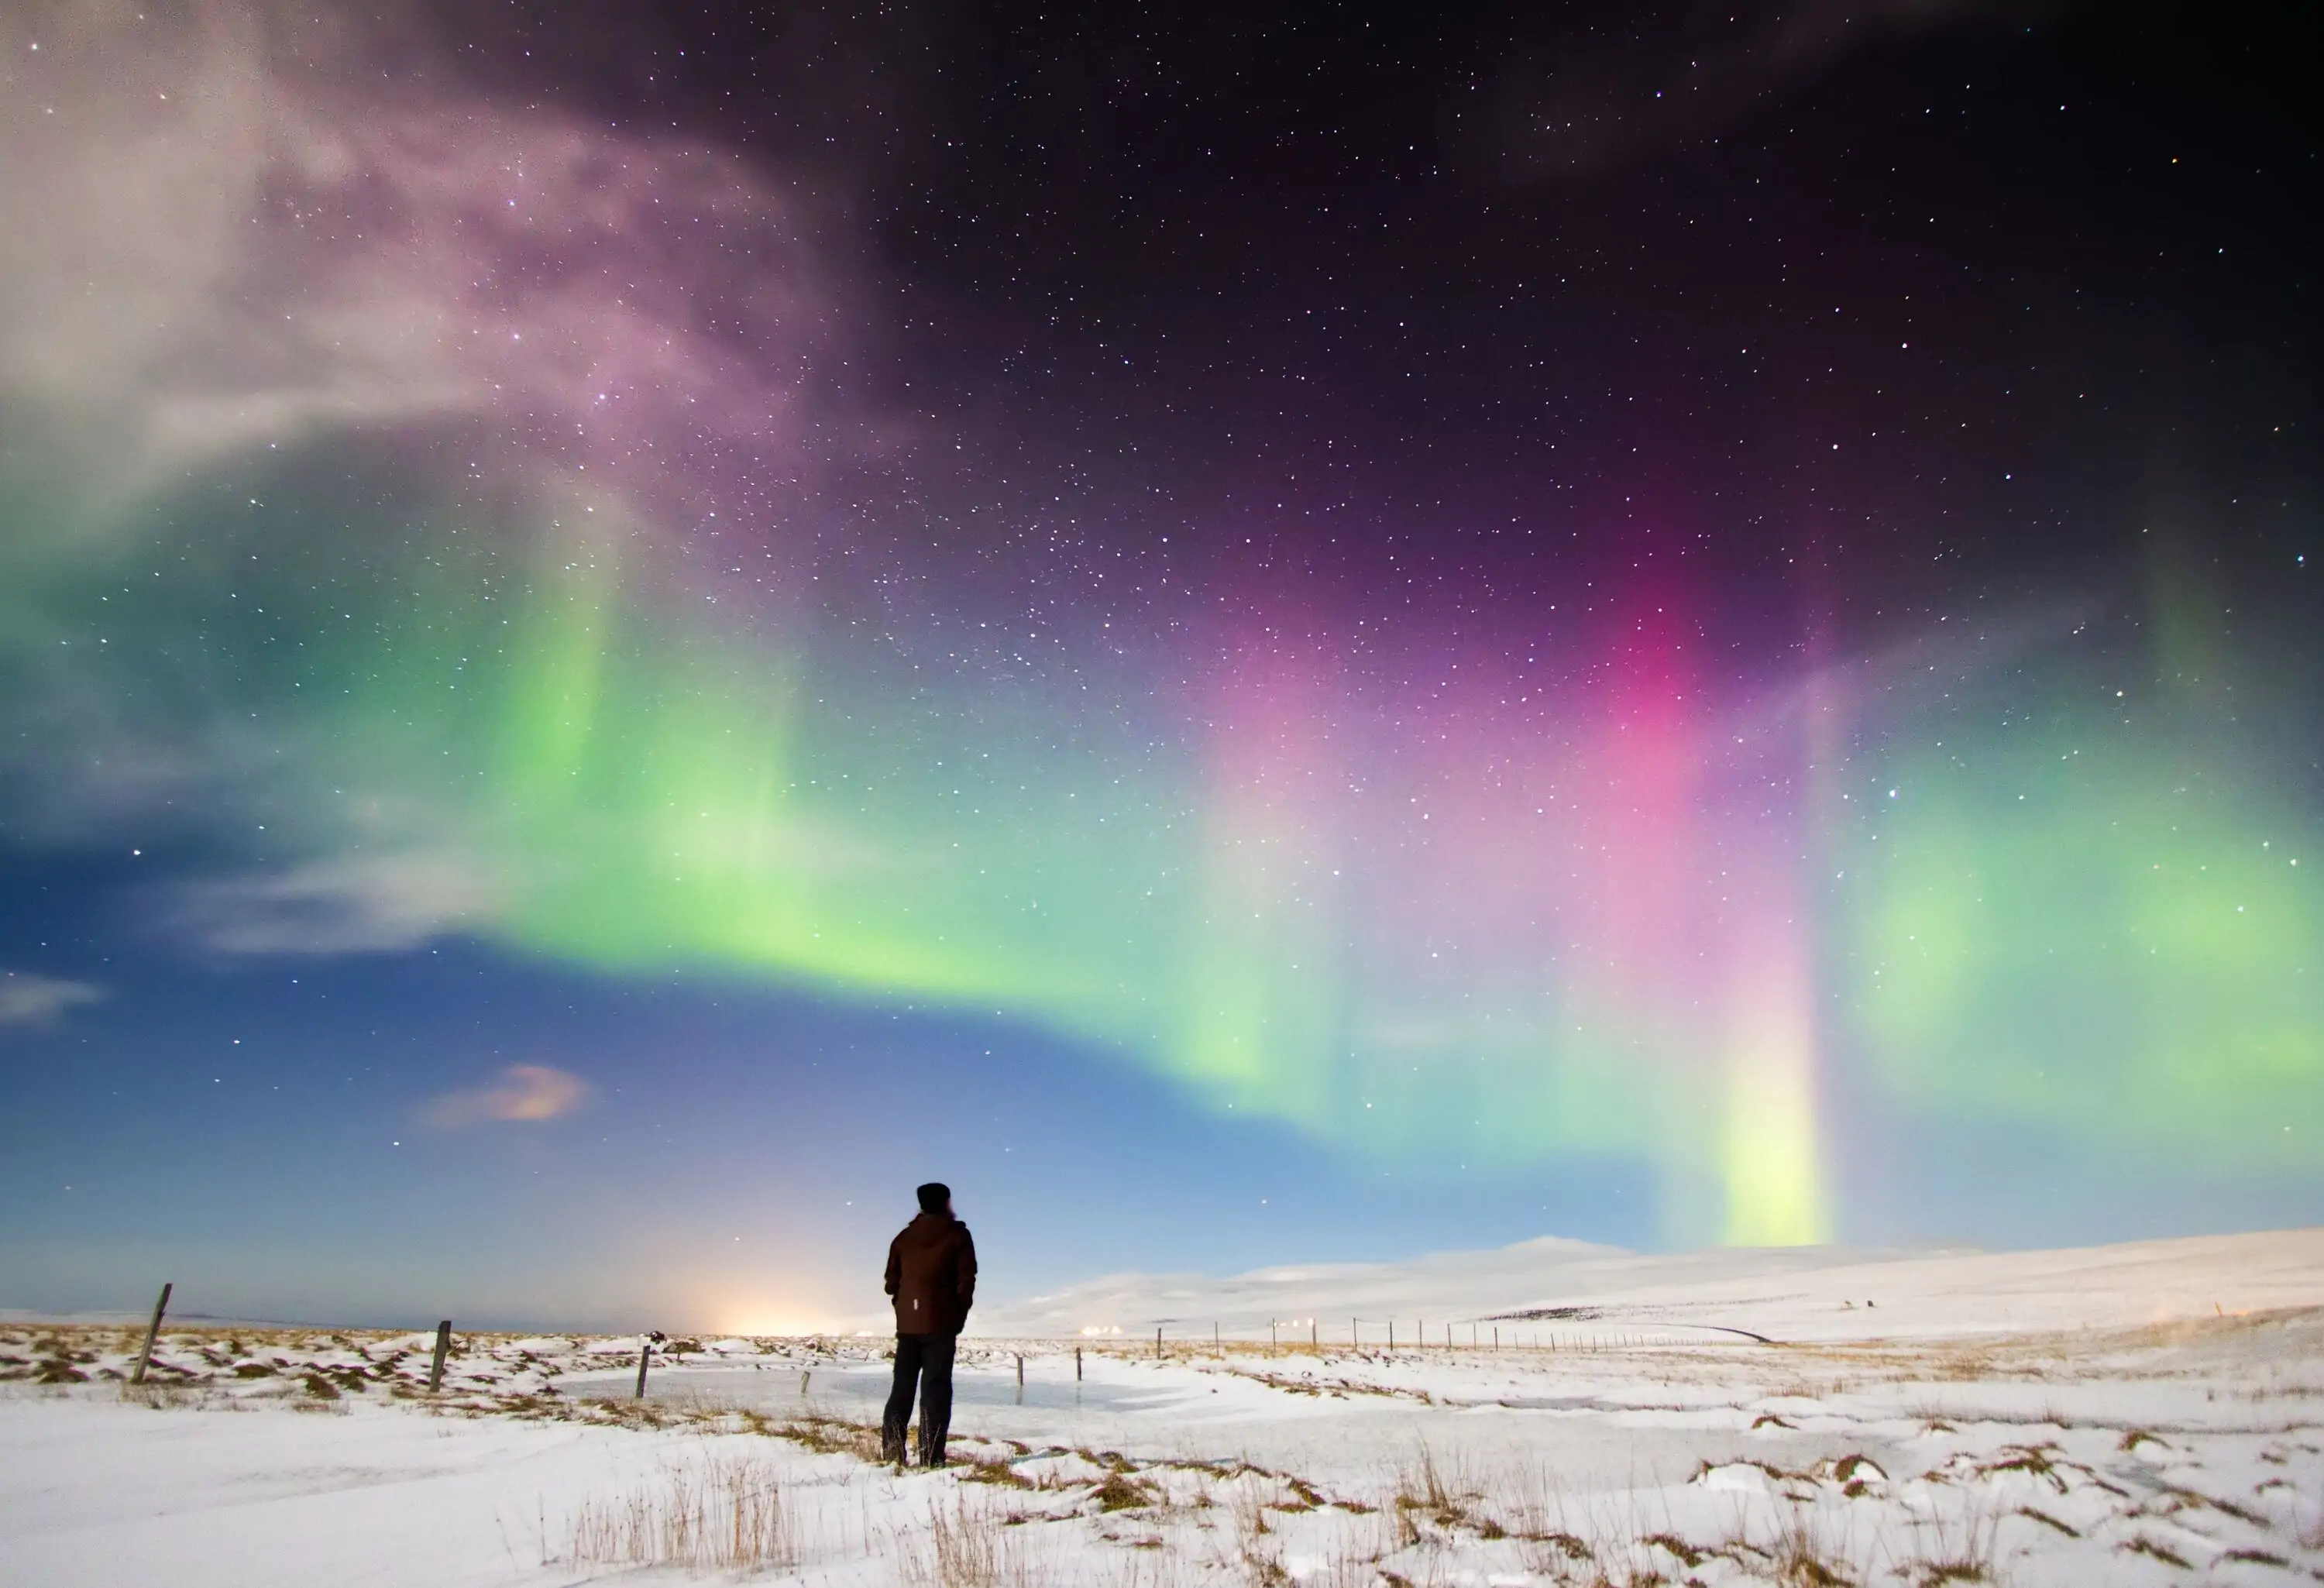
left=968, top=1227, right=2324, bottom=1343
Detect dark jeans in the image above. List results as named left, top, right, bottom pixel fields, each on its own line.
left=882, top=1332, right=957, bottom=1466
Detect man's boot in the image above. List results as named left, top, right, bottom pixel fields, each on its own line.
left=918, top=1429, right=947, bottom=1469
left=881, top=1421, right=908, bottom=1466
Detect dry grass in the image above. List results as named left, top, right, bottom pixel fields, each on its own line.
left=1890, top=1496, right=2003, bottom=1586
left=30, top=1315, right=2322, bottom=1586
left=1475, top=1461, right=1720, bottom=1584
left=903, top=1493, right=1055, bottom=1588
left=1724, top=1502, right=1865, bottom=1588
left=927, top=1497, right=1012, bottom=1587
left=1227, top=1481, right=1275, bottom=1538
left=1972, top=1445, right=2061, bottom=1490
left=562, top=1452, right=789, bottom=1571
left=962, top=1453, right=1037, bottom=1489
left=2121, top=1533, right=2192, bottom=1569
left=1231, top=1483, right=1290, bottom=1586
left=1492, top=1465, right=1601, bottom=1577
left=1092, top=1472, right=1158, bottom=1512
left=1930, top=1352, right=1999, bottom=1383
left=775, top=1410, right=890, bottom=1463
left=2016, top=1505, right=2077, bottom=1538
left=116, top=1381, right=227, bottom=1411
left=1391, top=1444, right=1475, bottom=1537
left=2219, top=1547, right=2293, bottom=1568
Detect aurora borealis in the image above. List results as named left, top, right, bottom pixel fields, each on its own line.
left=2, top=0, right=2319, bottom=1329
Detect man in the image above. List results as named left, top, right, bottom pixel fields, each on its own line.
left=881, top=1181, right=977, bottom=1467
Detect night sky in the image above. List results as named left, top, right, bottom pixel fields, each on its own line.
left=1, top=0, right=2319, bottom=1332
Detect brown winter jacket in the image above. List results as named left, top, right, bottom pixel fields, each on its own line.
left=885, top=1212, right=977, bottom=1335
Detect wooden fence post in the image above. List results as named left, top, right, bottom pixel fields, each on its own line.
left=1154, top=1326, right=1163, bottom=1361
left=131, top=1282, right=172, bottom=1385
left=1074, top=1346, right=1083, bottom=1381
left=1015, top=1353, right=1025, bottom=1387
left=634, top=1337, right=653, bottom=1399
left=427, top=1320, right=452, bottom=1392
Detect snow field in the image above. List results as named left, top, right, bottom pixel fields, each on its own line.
left=7, top=1304, right=2324, bottom=1585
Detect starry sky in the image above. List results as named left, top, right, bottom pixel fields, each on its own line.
left=1, top=0, right=2319, bottom=1332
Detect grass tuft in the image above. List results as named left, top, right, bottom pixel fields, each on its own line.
left=2122, top=1535, right=2192, bottom=1569
left=963, top=1456, right=1037, bottom=1490
left=2016, top=1505, right=2078, bottom=1537
left=1768, top=1505, right=1856, bottom=1586
left=1092, top=1473, right=1156, bottom=1512
left=563, top=1452, right=789, bottom=1572
left=908, top=1494, right=1054, bottom=1588
left=776, top=1411, right=888, bottom=1463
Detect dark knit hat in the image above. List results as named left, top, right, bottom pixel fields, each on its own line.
left=916, top=1181, right=951, bottom=1215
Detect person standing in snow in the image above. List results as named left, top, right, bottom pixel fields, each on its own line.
left=881, top=1181, right=978, bottom=1467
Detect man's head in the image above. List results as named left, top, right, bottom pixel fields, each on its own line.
left=916, top=1181, right=952, bottom=1216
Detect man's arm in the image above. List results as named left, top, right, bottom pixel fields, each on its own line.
left=885, top=1235, right=901, bottom=1298
left=956, top=1227, right=978, bottom=1315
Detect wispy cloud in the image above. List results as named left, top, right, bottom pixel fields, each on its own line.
left=173, top=851, right=504, bottom=955
left=0, top=1, right=834, bottom=504
left=0, top=971, right=105, bottom=1029
left=0, top=0, right=850, bottom=916
left=425, top=1064, right=593, bottom=1128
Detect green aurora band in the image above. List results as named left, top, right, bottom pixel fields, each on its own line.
left=4, top=466, right=2319, bottom=1243
left=0, top=1, right=2315, bottom=1245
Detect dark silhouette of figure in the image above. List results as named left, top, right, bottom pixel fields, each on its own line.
left=882, top=1181, right=977, bottom=1466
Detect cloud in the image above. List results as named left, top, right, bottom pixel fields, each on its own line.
left=0, top=0, right=859, bottom=872
left=172, top=851, right=504, bottom=955
left=0, top=0, right=837, bottom=508
left=425, top=1064, right=593, bottom=1128
left=0, top=971, right=105, bottom=1029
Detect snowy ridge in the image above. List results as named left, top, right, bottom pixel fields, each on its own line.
left=974, top=1226, right=2324, bottom=1342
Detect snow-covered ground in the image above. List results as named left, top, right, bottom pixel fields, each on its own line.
left=8, top=1229, right=2324, bottom=1586
left=976, top=1226, right=2324, bottom=1344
